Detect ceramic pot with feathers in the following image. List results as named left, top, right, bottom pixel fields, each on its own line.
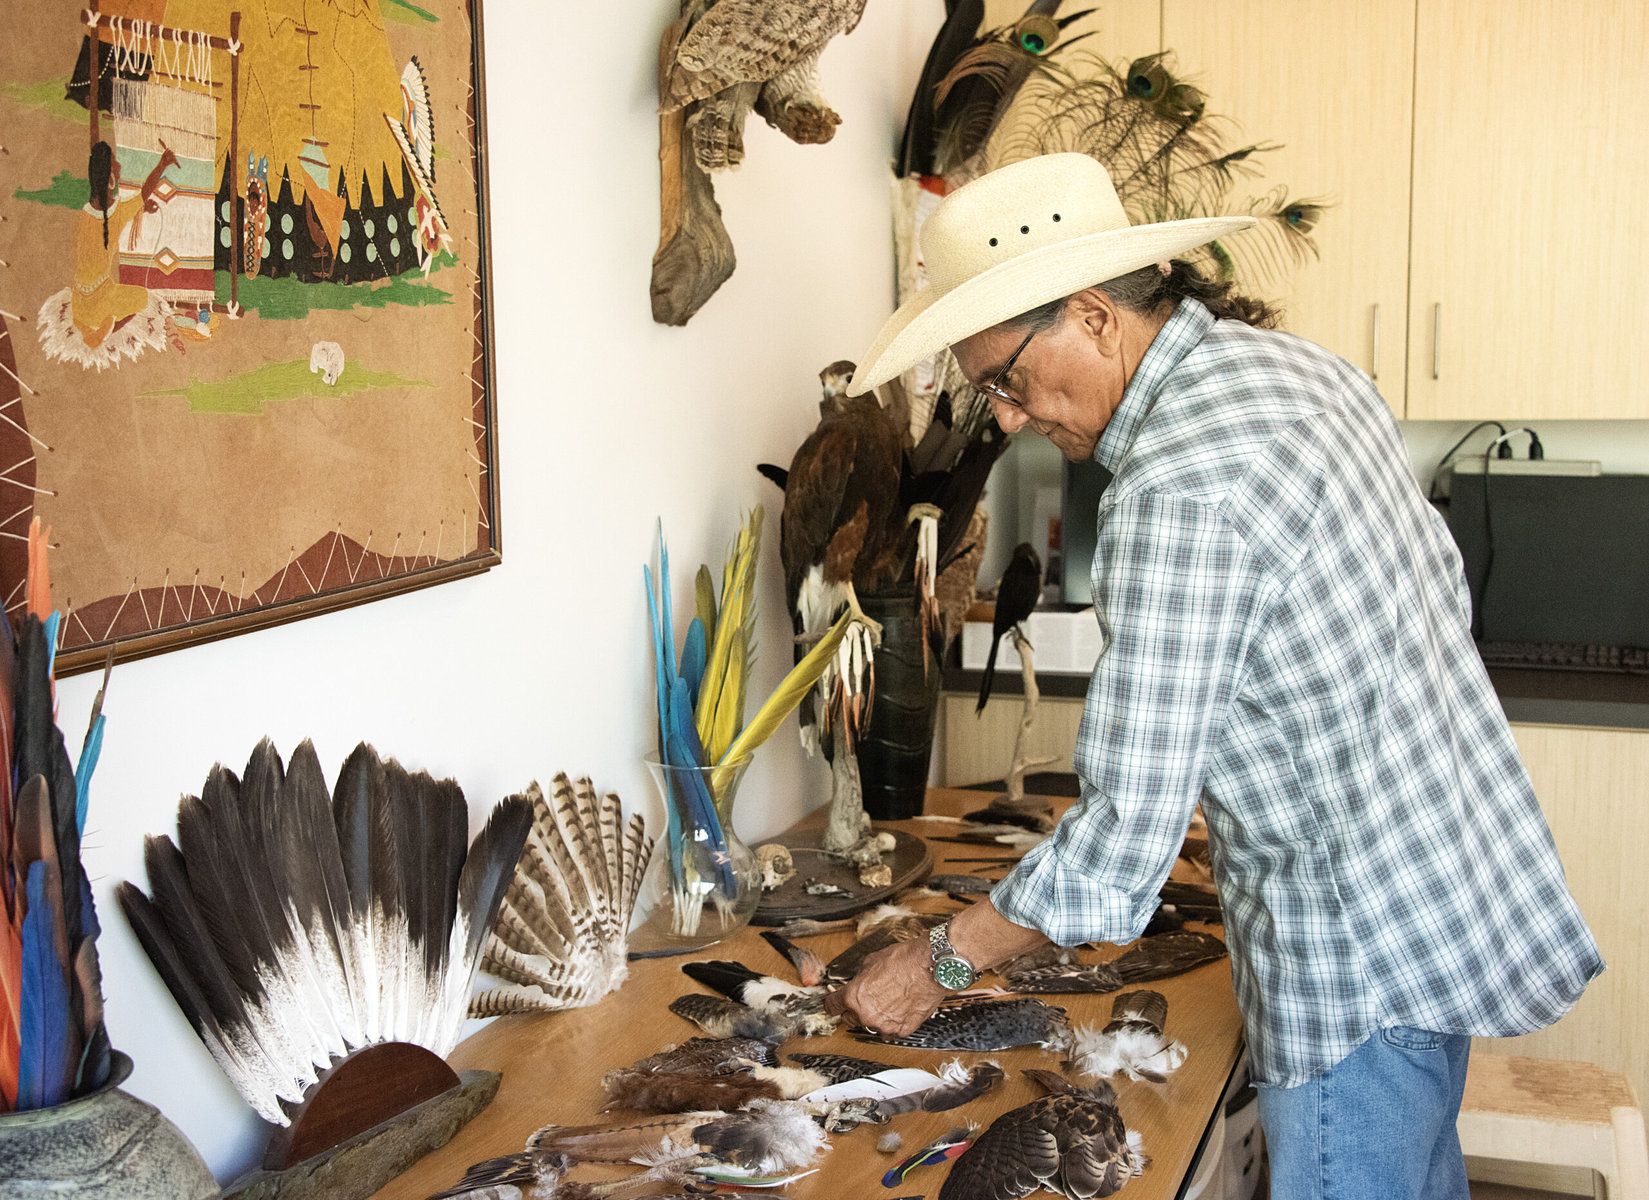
left=636, top=755, right=761, bottom=951
left=0, top=1052, right=219, bottom=1199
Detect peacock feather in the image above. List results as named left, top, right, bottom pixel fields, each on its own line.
left=988, top=50, right=1328, bottom=295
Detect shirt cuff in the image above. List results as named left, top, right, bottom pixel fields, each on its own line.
left=990, top=837, right=1157, bottom=948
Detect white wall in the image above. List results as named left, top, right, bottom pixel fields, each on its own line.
left=53, top=0, right=941, bottom=1181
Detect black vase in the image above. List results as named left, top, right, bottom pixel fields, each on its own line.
left=855, top=588, right=941, bottom=820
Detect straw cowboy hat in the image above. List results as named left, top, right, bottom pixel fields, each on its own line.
left=846, top=153, right=1256, bottom=396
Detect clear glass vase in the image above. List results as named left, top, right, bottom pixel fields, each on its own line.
left=635, top=754, right=761, bottom=952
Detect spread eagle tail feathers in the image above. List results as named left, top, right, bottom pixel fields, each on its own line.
left=119, top=741, right=533, bottom=1127
left=472, top=774, right=653, bottom=1018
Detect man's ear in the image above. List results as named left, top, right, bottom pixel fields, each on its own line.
left=1067, top=288, right=1124, bottom=356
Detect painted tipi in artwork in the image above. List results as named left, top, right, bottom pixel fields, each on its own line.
left=65, top=0, right=447, bottom=288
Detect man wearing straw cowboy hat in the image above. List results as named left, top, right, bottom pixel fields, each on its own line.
left=824, top=154, right=1600, bottom=1198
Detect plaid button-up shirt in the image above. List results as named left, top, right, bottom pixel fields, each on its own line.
left=991, top=299, right=1602, bottom=1086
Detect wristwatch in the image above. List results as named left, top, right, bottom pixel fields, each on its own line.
left=929, top=921, right=980, bottom=991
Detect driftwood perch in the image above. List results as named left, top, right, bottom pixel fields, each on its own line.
left=1004, top=628, right=1058, bottom=805
left=651, top=10, right=735, bottom=326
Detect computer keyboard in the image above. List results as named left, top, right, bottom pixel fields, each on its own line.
left=1477, top=641, right=1649, bottom=674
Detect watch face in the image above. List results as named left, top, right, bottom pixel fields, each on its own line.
left=934, top=956, right=974, bottom=990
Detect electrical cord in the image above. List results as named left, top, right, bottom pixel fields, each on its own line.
left=1428, top=421, right=1506, bottom=502
left=1470, top=427, right=1545, bottom=641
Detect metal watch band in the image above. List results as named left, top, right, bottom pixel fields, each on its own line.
left=929, top=921, right=978, bottom=990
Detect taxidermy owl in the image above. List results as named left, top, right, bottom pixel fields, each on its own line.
left=659, top=0, right=868, bottom=173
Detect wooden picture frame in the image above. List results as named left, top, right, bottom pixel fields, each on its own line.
left=0, top=0, right=500, bottom=674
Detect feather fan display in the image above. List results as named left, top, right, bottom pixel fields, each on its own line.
left=2, top=517, right=111, bottom=1113
left=468, top=773, right=652, bottom=1018
left=115, top=739, right=531, bottom=1125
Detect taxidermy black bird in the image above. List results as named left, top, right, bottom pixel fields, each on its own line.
left=117, top=740, right=531, bottom=1126
left=977, top=542, right=1043, bottom=712
left=1067, top=990, right=1187, bottom=1083
left=1108, top=929, right=1227, bottom=985
left=659, top=0, right=868, bottom=173
left=938, top=1069, right=1146, bottom=1200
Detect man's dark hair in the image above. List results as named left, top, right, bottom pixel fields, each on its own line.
left=1009, top=260, right=1282, bottom=333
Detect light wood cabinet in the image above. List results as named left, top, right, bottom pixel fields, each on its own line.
left=938, top=691, right=1085, bottom=787
left=1159, top=1, right=1649, bottom=420
left=1164, top=0, right=1416, bottom=412
left=1485, top=725, right=1649, bottom=1111
left=1406, top=2, right=1649, bottom=420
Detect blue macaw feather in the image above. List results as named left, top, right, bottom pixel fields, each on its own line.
left=681, top=617, right=707, bottom=709
left=75, top=713, right=104, bottom=838
left=43, top=612, right=60, bottom=679
left=667, top=682, right=734, bottom=896
left=18, top=861, right=74, bottom=1110
left=644, top=564, right=683, bottom=869
left=658, top=519, right=676, bottom=682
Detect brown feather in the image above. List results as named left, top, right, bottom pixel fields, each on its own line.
left=602, top=1068, right=782, bottom=1113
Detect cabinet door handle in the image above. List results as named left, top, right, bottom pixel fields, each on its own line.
left=1370, top=303, right=1380, bottom=381
left=1432, top=303, right=1442, bottom=380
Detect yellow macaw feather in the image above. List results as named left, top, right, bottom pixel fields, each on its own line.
left=713, top=610, right=852, bottom=797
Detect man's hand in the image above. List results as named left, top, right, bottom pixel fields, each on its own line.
left=823, top=936, right=946, bottom=1037
left=822, top=898, right=1053, bottom=1037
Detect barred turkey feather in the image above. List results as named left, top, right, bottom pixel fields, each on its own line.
left=472, top=774, right=653, bottom=1016
left=118, top=740, right=532, bottom=1127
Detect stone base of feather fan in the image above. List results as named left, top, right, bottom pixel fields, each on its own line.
left=224, top=1065, right=500, bottom=1200
left=751, top=828, right=933, bottom=925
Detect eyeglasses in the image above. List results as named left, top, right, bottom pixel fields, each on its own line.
left=974, top=328, right=1036, bottom=409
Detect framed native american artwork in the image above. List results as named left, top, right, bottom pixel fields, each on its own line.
left=0, top=0, right=499, bottom=674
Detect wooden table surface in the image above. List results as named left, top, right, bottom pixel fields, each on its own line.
left=371, top=788, right=1244, bottom=1200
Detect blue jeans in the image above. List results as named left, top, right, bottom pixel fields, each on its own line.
left=1256, top=1025, right=1471, bottom=1200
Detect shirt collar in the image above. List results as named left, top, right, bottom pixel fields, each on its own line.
left=1094, top=298, right=1215, bottom=472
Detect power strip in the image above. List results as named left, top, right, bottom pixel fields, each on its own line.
left=1448, top=458, right=1602, bottom=476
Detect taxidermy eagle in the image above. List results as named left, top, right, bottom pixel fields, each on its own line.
left=760, top=366, right=1008, bottom=751
left=660, top=0, right=868, bottom=173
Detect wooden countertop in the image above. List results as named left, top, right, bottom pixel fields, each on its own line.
left=370, top=788, right=1244, bottom=1200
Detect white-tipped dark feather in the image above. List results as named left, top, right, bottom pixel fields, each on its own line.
left=280, top=741, right=363, bottom=1048
left=472, top=775, right=653, bottom=1017
left=120, top=741, right=534, bottom=1126
left=436, top=794, right=534, bottom=1053
left=332, top=743, right=387, bottom=1042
